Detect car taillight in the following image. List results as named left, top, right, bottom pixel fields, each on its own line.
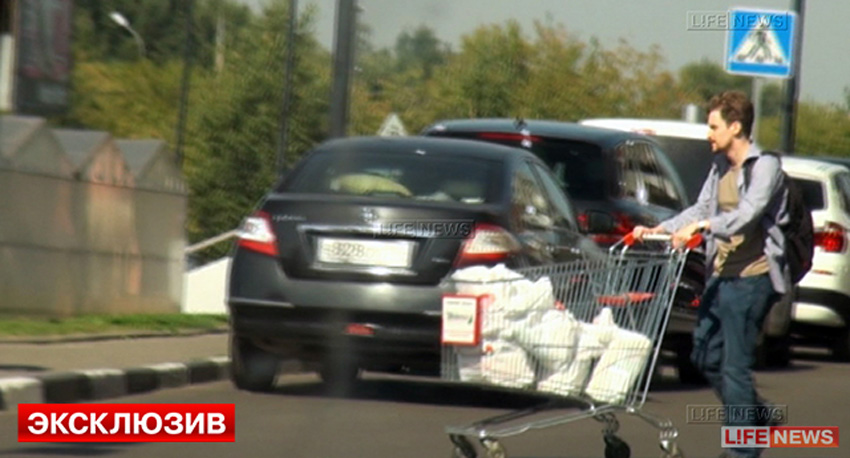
left=580, top=211, right=635, bottom=245
left=454, top=224, right=520, bottom=268
left=815, top=222, right=845, bottom=253
left=476, top=132, right=542, bottom=143
left=237, top=211, right=279, bottom=256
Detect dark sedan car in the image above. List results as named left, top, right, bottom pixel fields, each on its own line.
left=226, top=136, right=608, bottom=391
left=422, top=118, right=708, bottom=382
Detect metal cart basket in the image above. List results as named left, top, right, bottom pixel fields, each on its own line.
left=440, top=234, right=701, bottom=458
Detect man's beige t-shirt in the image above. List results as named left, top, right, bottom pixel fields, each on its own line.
left=714, top=165, right=770, bottom=277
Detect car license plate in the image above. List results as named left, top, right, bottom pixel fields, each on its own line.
left=316, top=238, right=414, bottom=268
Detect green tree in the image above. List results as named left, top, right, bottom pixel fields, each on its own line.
left=72, top=0, right=251, bottom=68
left=678, top=59, right=783, bottom=117
left=184, top=1, right=331, bottom=252
left=756, top=101, right=850, bottom=156
left=395, top=25, right=449, bottom=78
left=429, top=20, right=531, bottom=118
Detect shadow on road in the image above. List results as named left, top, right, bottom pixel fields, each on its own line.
left=0, top=443, right=143, bottom=457
left=275, top=374, right=558, bottom=411
left=0, top=364, right=47, bottom=373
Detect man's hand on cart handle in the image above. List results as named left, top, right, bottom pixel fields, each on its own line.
left=626, top=225, right=703, bottom=249
left=672, top=219, right=709, bottom=249
left=631, top=225, right=666, bottom=241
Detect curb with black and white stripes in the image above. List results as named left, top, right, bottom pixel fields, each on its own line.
left=0, top=357, right=231, bottom=412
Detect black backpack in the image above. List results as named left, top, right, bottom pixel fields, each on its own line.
left=743, top=151, right=815, bottom=284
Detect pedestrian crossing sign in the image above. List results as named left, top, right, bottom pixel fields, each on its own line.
left=377, top=113, right=408, bottom=136
left=725, top=8, right=796, bottom=78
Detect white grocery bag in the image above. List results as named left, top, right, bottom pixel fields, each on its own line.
left=451, top=265, right=556, bottom=339
left=509, top=309, right=580, bottom=370
left=479, top=339, right=536, bottom=389
left=455, top=346, right=487, bottom=383
left=584, top=328, right=653, bottom=405
left=591, top=307, right=618, bottom=347
left=536, top=321, right=606, bottom=396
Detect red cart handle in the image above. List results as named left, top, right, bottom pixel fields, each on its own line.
left=622, top=233, right=703, bottom=250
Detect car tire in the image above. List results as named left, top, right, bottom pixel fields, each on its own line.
left=319, top=362, right=361, bottom=389
left=230, top=333, right=279, bottom=392
left=674, top=339, right=706, bottom=385
left=755, top=334, right=792, bottom=369
left=830, top=329, right=850, bottom=362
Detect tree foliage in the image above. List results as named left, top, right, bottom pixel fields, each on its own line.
left=678, top=59, right=784, bottom=118
left=57, top=1, right=850, bottom=258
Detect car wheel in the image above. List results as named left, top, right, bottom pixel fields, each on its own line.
left=230, top=333, right=279, bottom=392
left=830, top=329, right=850, bottom=362
left=755, top=334, right=792, bottom=369
left=318, top=362, right=361, bottom=389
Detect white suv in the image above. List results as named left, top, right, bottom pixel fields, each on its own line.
left=781, top=157, right=850, bottom=360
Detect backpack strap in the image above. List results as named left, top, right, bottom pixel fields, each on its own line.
left=743, top=150, right=781, bottom=190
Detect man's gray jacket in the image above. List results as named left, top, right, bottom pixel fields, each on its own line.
left=659, top=144, right=790, bottom=294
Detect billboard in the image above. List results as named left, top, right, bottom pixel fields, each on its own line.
left=14, top=0, right=74, bottom=116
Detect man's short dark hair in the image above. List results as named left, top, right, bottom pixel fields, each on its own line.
left=707, top=91, right=755, bottom=139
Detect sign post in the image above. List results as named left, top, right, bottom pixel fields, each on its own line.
left=725, top=7, right=802, bottom=153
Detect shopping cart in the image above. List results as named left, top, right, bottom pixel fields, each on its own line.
left=439, top=233, right=701, bottom=458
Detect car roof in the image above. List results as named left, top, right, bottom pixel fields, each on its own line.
left=809, top=155, right=850, bottom=169
left=314, top=135, right=539, bottom=162
left=580, top=118, right=710, bottom=140
left=782, top=156, right=848, bottom=178
left=423, top=118, right=651, bottom=150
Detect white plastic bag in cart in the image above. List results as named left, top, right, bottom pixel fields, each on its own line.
left=536, top=321, right=607, bottom=397
left=451, top=265, right=557, bottom=339
left=479, top=339, right=536, bottom=389
left=454, top=346, right=487, bottom=383
left=591, top=307, right=618, bottom=347
left=584, top=328, right=653, bottom=405
left=507, top=309, right=580, bottom=370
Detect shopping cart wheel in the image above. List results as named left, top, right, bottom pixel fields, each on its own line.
left=480, top=437, right=506, bottom=458
left=603, top=433, right=630, bottom=458
left=450, top=434, right=477, bottom=458
left=659, top=440, right=684, bottom=458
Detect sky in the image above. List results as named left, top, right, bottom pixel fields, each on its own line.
left=243, top=0, right=849, bottom=107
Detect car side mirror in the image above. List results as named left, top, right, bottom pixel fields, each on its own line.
left=583, top=210, right=615, bottom=233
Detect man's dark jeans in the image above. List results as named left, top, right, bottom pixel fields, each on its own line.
left=691, top=274, right=777, bottom=457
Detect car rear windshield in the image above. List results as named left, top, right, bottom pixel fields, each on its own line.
left=432, top=133, right=608, bottom=200
left=282, top=150, right=502, bottom=204
left=791, top=178, right=825, bottom=210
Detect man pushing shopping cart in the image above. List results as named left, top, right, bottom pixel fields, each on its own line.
left=633, top=90, right=805, bottom=458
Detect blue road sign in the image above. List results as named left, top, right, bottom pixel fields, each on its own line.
left=726, top=8, right=797, bottom=78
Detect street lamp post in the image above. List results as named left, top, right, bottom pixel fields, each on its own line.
left=109, top=11, right=146, bottom=58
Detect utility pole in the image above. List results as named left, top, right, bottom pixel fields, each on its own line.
left=328, top=0, right=358, bottom=138
left=277, top=0, right=298, bottom=172
left=175, top=0, right=195, bottom=167
left=752, top=77, right=762, bottom=144
left=780, top=0, right=805, bottom=154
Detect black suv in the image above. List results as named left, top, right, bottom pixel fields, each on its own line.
left=226, top=136, right=608, bottom=391
left=423, top=119, right=707, bottom=382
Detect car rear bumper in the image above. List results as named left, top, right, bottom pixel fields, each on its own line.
left=792, top=287, right=850, bottom=328
left=228, top=251, right=447, bottom=370
left=228, top=251, right=448, bottom=314
left=230, top=304, right=443, bottom=372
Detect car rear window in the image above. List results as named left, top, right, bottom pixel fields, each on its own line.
left=283, top=150, right=501, bottom=204
left=792, top=178, right=825, bottom=210
left=649, top=136, right=714, bottom=204
left=429, top=133, right=608, bottom=200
